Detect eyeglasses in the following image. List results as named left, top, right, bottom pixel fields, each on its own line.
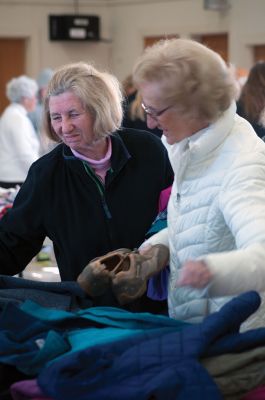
left=141, top=102, right=173, bottom=120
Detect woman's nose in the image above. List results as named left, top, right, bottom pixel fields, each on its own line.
left=61, top=117, right=73, bottom=133
left=146, top=114, right=158, bottom=129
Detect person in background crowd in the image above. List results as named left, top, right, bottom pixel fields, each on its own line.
left=28, top=68, right=55, bottom=261
left=122, top=73, right=162, bottom=136
left=28, top=67, right=55, bottom=154
left=122, top=74, right=137, bottom=98
left=122, top=90, right=162, bottom=137
left=0, top=75, right=40, bottom=188
left=237, top=61, right=265, bottom=140
left=132, top=38, right=265, bottom=327
left=0, top=62, right=173, bottom=311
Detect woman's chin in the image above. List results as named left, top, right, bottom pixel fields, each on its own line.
left=64, top=138, right=80, bottom=147
left=164, top=135, right=176, bottom=145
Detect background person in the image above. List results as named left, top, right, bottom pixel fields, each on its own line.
left=133, top=38, right=265, bottom=326
left=29, top=68, right=54, bottom=136
left=122, top=90, right=162, bottom=137
left=28, top=67, right=55, bottom=154
left=122, top=74, right=136, bottom=98
left=0, top=62, right=172, bottom=310
left=28, top=68, right=55, bottom=261
left=237, top=61, right=265, bottom=140
left=0, top=75, right=40, bottom=188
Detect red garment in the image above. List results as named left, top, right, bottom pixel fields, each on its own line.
left=0, top=204, right=12, bottom=219
left=10, top=378, right=53, bottom=400
left=241, top=385, right=265, bottom=399
left=158, top=185, right=172, bottom=212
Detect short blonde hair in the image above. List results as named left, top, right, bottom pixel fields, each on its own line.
left=43, top=62, right=123, bottom=142
left=133, top=38, right=237, bottom=122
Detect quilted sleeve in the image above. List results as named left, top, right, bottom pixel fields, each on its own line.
left=204, top=153, right=265, bottom=297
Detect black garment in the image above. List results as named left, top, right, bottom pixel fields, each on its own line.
left=0, top=363, right=28, bottom=399
left=0, top=128, right=173, bottom=281
left=0, top=181, right=22, bottom=189
left=237, top=101, right=265, bottom=139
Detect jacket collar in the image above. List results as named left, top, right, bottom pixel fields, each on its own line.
left=61, top=131, right=131, bottom=178
left=162, top=102, right=236, bottom=170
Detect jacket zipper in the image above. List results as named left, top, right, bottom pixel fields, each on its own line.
left=175, top=143, right=191, bottom=208
left=82, top=161, right=112, bottom=219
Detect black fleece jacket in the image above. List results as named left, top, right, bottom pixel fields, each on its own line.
left=0, top=128, right=173, bottom=281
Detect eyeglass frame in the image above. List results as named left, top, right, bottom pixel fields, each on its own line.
left=141, top=102, right=173, bottom=120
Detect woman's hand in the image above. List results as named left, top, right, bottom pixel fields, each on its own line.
left=176, top=260, right=212, bottom=288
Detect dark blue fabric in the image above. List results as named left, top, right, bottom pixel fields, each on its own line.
left=0, top=275, right=91, bottom=311
left=37, top=291, right=262, bottom=400
left=0, top=299, right=188, bottom=375
left=41, top=348, right=220, bottom=400
left=0, top=303, right=70, bottom=375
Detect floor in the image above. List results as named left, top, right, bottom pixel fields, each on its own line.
left=23, top=257, right=60, bottom=282
left=22, top=239, right=61, bottom=282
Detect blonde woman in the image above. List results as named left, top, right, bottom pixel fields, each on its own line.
left=0, top=62, right=172, bottom=310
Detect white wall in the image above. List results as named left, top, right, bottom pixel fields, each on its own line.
left=0, top=0, right=112, bottom=77
left=229, top=0, right=265, bottom=68
left=0, top=0, right=265, bottom=81
left=109, top=0, right=265, bottom=80
left=110, top=0, right=230, bottom=80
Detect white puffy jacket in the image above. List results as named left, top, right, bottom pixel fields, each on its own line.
left=146, top=102, right=265, bottom=325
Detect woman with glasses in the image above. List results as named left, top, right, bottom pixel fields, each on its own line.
left=0, top=62, right=173, bottom=311
left=133, top=38, right=265, bottom=328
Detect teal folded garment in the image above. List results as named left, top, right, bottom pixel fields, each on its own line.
left=0, top=299, right=190, bottom=374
